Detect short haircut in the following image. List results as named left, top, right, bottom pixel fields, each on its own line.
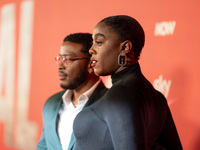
left=63, top=33, right=93, bottom=57
left=100, top=15, right=145, bottom=60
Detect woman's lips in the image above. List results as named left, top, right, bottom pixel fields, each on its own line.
left=90, top=59, right=97, bottom=67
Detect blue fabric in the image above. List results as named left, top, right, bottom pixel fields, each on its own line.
left=67, top=132, right=75, bottom=150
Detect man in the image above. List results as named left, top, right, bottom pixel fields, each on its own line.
left=36, top=33, right=107, bottom=150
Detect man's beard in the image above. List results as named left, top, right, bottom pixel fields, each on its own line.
left=60, top=67, right=87, bottom=90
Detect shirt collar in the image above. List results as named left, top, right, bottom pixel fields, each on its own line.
left=62, top=79, right=101, bottom=105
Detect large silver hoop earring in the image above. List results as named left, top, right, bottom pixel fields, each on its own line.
left=118, top=53, right=127, bottom=67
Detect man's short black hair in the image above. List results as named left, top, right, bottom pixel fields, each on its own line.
left=63, top=33, right=93, bottom=57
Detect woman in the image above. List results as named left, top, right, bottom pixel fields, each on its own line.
left=73, top=15, right=182, bottom=150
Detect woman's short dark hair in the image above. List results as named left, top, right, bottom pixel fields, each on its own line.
left=63, top=33, right=93, bottom=57
left=100, top=15, right=145, bottom=60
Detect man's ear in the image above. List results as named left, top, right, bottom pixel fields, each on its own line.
left=121, top=40, right=132, bottom=54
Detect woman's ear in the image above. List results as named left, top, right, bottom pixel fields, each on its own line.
left=121, top=40, right=132, bottom=54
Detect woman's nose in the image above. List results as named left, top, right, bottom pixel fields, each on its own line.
left=89, top=45, right=95, bottom=55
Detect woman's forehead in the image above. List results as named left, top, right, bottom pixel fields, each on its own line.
left=93, top=23, right=119, bottom=39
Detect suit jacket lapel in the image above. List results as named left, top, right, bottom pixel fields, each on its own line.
left=54, top=99, right=63, bottom=140
left=67, top=132, right=76, bottom=150
left=49, top=93, right=64, bottom=149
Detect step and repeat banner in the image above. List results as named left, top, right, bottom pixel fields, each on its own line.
left=0, top=0, right=200, bottom=150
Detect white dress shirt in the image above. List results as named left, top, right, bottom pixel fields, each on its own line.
left=57, top=80, right=100, bottom=150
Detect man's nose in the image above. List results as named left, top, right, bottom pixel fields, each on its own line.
left=57, top=62, right=66, bottom=69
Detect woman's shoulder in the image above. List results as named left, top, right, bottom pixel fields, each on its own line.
left=107, top=84, right=138, bottom=96
left=101, top=84, right=142, bottom=108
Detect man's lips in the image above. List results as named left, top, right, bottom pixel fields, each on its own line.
left=58, top=72, right=68, bottom=80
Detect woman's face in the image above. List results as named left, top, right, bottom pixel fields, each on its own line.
left=89, top=22, right=122, bottom=76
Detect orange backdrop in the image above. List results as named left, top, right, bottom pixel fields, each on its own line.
left=0, top=0, right=200, bottom=150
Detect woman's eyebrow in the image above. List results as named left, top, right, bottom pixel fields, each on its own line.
left=94, top=33, right=105, bottom=38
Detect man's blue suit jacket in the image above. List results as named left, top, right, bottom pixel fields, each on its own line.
left=36, top=81, right=107, bottom=150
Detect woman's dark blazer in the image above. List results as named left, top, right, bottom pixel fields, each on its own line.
left=73, top=63, right=182, bottom=150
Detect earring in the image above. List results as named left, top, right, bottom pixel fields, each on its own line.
left=88, top=67, right=93, bottom=74
left=118, top=53, right=127, bottom=67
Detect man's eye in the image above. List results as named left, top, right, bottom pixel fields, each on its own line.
left=62, top=57, right=71, bottom=61
left=65, top=57, right=74, bottom=61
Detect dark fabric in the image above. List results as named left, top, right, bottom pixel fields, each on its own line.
left=68, top=81, right=107, bottom=150
left=73, top=63, right=182, bottom=150
left=36, top=81, right=107, bottom=150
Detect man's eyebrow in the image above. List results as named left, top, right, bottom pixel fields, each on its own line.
left=94, top=33, right=105, bottom=38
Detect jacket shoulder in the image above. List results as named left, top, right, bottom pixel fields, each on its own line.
left=43, top=90, right=66, bottom=111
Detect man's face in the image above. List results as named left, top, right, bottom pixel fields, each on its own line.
left=57, top=41, right=90, bottom=90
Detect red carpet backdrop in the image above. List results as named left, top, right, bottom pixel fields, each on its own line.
left=0, top=0, right=200, bottom=149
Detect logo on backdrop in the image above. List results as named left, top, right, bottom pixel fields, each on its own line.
left=154, top=21, right=176, bottom=36
left=153, top=75, right=171, bottom=99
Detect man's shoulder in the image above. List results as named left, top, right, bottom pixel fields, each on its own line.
left=47, top=90, right=66, bottom=100
left=43, top=90, right=66, bottom=109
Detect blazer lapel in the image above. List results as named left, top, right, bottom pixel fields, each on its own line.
left=67, top=132, right=76, bottom=150
left=53, top=99, right=63, bottom=141
left=48, top=93, right=64, bottom=149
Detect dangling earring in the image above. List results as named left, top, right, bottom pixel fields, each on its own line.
left=88, top=63, right=93, bottom=74
left=88, top=67, right=93, bottom=74
left=118, top=53, right=127, bottom=67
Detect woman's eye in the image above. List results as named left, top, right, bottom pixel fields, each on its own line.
left=95, top=41, right=103, bottom=45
